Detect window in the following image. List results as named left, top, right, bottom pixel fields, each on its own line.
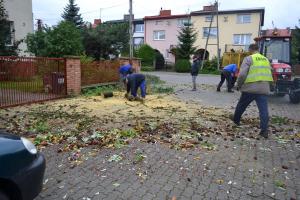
left=153, top=30, right=165, bottom=40
left=5, top=21, right=15, bottom=46
left=233, top=34, right=252, bottom=45
left=177, top=18, right=190, bottom=27
left=134, top=24, right=144, bottom=33
left=203, top=27, right=218, bottom=38
left=155, top=20, right=163, bottom=25
left=205, top=15, right=213, bottom=22
left=237, top=14, right=251, bottom=24
left=134, top=37, right=144, bottom=45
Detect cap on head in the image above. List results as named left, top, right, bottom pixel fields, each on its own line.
left=248, top=43, right=259, bottom=52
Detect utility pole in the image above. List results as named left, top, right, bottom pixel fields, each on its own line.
left=201, top=1, right=220, bottom=70
left=129, top=0, right=133, bottom=64
left=216, top=0, right=220, bottom=70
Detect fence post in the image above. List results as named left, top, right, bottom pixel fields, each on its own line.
left=65, top=56, right=81, bottom=95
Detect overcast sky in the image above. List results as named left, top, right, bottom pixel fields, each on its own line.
left=33, top=0, right=300, bottom=29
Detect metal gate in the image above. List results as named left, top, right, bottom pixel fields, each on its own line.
left=0, top=56, right=66, bottom=108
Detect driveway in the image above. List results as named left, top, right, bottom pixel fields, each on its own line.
left=147, top=72, right=300, bottom=120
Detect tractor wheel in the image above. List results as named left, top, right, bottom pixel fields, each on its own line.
left=274, top=86, right=285, bottom=97
left=0, top=190, right=10, bottom=200
left=275, top=92, right=285, bottom=97
left=289, top=90, right=300, bottom=104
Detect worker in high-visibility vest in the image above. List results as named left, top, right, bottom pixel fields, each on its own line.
left=232, top=43, right=273, bottom=139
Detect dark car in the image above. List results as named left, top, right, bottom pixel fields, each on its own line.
left=0, top=131, right=46, bottom=200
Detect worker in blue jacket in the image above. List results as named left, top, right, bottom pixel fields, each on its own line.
left=126, top=73, right=146, bottom=100
left=217, top=64, right=237, bottom=93
left=119, top=62, right=133, bottom=84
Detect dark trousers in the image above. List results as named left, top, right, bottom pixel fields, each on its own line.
left=217, top=70, right=233, bottom=91
left=132, top=80, right=146, bottom=98
left=233, top=92, right=269, bottom=132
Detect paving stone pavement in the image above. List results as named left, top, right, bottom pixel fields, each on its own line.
left=35, top=72, right=300, bottom=200
left=37, top=137, right=300, bottom=200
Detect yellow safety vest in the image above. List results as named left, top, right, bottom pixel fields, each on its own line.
left=245, top=53, right=273, bottom=83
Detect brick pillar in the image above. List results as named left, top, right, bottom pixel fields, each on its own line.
left=65, top=56, right=81, bottom=95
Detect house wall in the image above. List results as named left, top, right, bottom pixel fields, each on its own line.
left=4, top=0, right=34, bottom=56
left=191, top=12, right=262, bottom=59
left=145, top=18, right=186, bottom=63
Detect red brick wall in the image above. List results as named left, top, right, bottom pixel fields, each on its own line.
left=66, top=57, right=81, bottom=95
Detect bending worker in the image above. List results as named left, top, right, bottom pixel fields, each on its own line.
left=217, top=63, right=237, bottom=93
left=119, top=61, right=133, bottom=86
left=232, top=43, right=273, bottom=139
left=126, top=73, right=146, bottom=100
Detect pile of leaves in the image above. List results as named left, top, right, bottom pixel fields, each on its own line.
left=1, top=95, right=299, bottom=154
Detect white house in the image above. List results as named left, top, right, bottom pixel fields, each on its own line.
left=3, top=0, right=33, bottom=56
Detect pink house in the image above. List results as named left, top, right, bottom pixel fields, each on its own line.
left=144, top=10, right=189, bottom=63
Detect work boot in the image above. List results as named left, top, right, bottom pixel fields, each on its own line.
left=217, top=88, right=220, bottom=92
left=229, top=114, right=240, bottom=126
left=259, top=130, right=268, bottom=139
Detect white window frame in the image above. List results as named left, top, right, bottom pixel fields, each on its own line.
left=203, top=27, right=218, bottom=38
left=134, top=24, right=144, bottom=33
left=237, top=14, right=251, bottom=24
left=155, top=20, right=163, bottom=25
left=153, top=30, right=165, bottom=40
left=177, top=18, right=190, bottom=27
left=233, top=34, right=252, bottom=45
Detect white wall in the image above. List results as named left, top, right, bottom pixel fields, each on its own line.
left=4, top=0, right=33, bottom=56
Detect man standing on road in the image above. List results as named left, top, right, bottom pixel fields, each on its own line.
left=232, top=44, right=273, bottom=138
left=191, top=55, right=200, bottom=91
left=217, top=63, right=237, bottom=92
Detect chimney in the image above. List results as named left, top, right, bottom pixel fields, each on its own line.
left=203, top=5, right=217, bottom=11
left=92, top=19, right=101, bottom=28
left=159, top=10, right=171, bottom=16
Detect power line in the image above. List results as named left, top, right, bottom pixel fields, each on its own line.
left=81, top=2, right=127, bottom=15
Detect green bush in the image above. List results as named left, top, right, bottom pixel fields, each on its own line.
left=141, top=65, right=155, bottom=71
left=200, top=56, right=220, bottom=74
left=145, top=74, right=165, bottom=84
left=175, top=59, right=191, bottom=73
left=81, top=85, right=119, bottom=96
left=80, top=53, right=94, bottom=64
left=154, top=50, right=165, bottom=70
left=137, top=44, right=155, bottom=66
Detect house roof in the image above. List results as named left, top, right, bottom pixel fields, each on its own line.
left=144, top=14, right=189, bottom=21
left=103, top=18, right=144, bottom=24
left=191, top=7, right=265, bottom=26
left=261, top=29, right=292, bottom=38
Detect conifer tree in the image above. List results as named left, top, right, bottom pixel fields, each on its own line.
left=0, top=0, right=19, bottom=55
left=176, top=22, right=197, bottom=60
left=61, top=0, right=83, bottom=28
